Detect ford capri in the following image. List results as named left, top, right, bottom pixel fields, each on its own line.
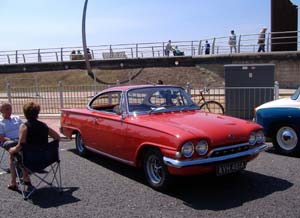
left=255, top=86, right=300, bottom=156
left=61, top=85, right=267, bottom=190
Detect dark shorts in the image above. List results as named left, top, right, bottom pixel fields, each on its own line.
left=2, top=140, right=18, bottom=151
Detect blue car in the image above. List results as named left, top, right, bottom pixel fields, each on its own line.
left=255, top=86, right=300, bottom=156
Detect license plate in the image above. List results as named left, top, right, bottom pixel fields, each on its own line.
left=216, top=161, right=246, bottom=176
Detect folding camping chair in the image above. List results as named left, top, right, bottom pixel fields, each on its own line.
left=0, top=144, right=6, bottom=170
left=13, top=140, right=62, bottom=200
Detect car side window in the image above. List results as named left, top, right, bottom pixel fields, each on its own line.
left=90, top=91, right=122, bottom=113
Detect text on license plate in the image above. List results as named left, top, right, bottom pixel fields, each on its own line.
left=216, top=161, right=246, bottom=176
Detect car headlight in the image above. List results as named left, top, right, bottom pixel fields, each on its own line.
left=256, top=130, right=265, bottom=143
left=181, top=141, right=194, bottom=158
left=249, top=132, right=256, bottom=145
left=195, top=140, right=208, bottom=155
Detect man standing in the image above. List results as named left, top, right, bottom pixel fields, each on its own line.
left=165, top=40, right=173, bottom=56
left=205, top=40, right=210, bottom=55
left=0, top=102, right=23, bottom=151
left=229, top=30, right=237, bottom=53
left=258, top=27, right=267, bottom=52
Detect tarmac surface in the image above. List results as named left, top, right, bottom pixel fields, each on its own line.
left=0, top=141, right=299, bottom=218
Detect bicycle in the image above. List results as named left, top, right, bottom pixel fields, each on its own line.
left=196, top=88, right=224, bottom=114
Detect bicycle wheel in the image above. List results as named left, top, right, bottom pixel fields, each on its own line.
left=200, top=101, right=224, bottom=114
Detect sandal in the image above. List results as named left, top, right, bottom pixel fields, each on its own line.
left=7, top=184, right=18, bottom=191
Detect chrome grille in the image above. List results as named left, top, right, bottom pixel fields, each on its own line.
left=209, top=144, right=251, bottom=157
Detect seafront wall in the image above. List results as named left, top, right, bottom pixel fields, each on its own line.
left=0, top=51, right=299, bottom=88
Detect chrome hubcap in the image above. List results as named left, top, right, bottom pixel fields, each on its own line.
left=146, top=155, right=163, bottom=184
left=277, top=127, right=298, bottom=151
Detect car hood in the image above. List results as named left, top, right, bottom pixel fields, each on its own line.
left=256, top=97, right=299, bottom=111
left=129, top=111, right=260, bottom=146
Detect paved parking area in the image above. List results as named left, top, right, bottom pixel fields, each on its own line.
left=0, top=141, right=299, bottom=218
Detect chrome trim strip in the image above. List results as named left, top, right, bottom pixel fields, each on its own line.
left=207, top=142, right=250, bottom=157
left=210, top=142, right=249, bottom=152
left=163, top=144, right=268, bottom=168
left=85, top=146, right=135, bottom=166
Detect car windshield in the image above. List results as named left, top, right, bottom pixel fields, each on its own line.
left=291, top=86, right=300, bottom=100
left=127, top=86, right=199, bottom=114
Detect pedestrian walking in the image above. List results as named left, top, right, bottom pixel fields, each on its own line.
left=165, top=40, right=173, bottom=56
left=257, top=27, right=267, bottom=52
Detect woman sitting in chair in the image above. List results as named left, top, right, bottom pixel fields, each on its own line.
left=8, top=101, right=60, bottom=191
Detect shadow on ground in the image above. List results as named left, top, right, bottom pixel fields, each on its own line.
left=68, top=148, right=293, bottom=211
left=265, top=145, right=300, bottom=158
left=29, top=187, right=80, bottom=208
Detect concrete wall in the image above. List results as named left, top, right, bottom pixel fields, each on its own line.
left=0, top=51, right=299, bottom=88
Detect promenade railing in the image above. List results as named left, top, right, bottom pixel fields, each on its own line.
left=0, top=31, right=299, bottom=64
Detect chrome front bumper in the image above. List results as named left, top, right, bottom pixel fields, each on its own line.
left=163, top=144, right=268, bottom=168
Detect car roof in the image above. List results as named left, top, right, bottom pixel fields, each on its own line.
left=100, top=84, right=181, bottom=92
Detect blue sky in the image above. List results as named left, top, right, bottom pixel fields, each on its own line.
left=0, top=0, right=299, bottom=51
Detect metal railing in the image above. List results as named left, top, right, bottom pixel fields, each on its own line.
left=0, top=31, right=299, bottom=64
left=3, top=81, right=282, bottom=120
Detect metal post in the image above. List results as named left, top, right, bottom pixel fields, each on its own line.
left=131, top=48, right=133, bottom=58
left=15, top=50, right=18, bottom=63
left=7, top=55, right=10, bottom=64
left=58, top=81, right=64, bottom=109
left=55, top=52, right=59, bottom=62
left=162, top=42, right=165, bottom=56
left=6, top=81, right=12, bottom=104
left=267, top=32, right=270, bottom=52
left=38, top=49, right=42, bottom=62
left=35, top=76, right=40, bottom=97
left=274, top=81, right=279, bottom=100
left=136, top=44, right=138, bottom=58
left=22, top=54, right=26, bottom=63
left=238, top=35, right=241, bottom=53
left=212, top=38, right=216, bottom=54
left=198, top=40, right=202, bottom=55
left=109, top=45, right=113, bottom=58
left=152, top=46, right=154, bottom=57
left=91, top=49, right=94, bottom=59
left=191, top=41, right=194, bottom=56
left=186, top=82, right=191, bottom=96
left=60, top=48, right=64, bottom=62
left=128, top=72, right=132, bottom=85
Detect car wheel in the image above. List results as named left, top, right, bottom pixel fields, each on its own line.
left=143, top=149, right=171, bottom=191
left=75, top=132, right=88, bottom=156
left=272, top=126, right=300, bottom=156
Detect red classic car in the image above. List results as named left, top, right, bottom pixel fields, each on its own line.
left=61, top=85, right=267, bottom=190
